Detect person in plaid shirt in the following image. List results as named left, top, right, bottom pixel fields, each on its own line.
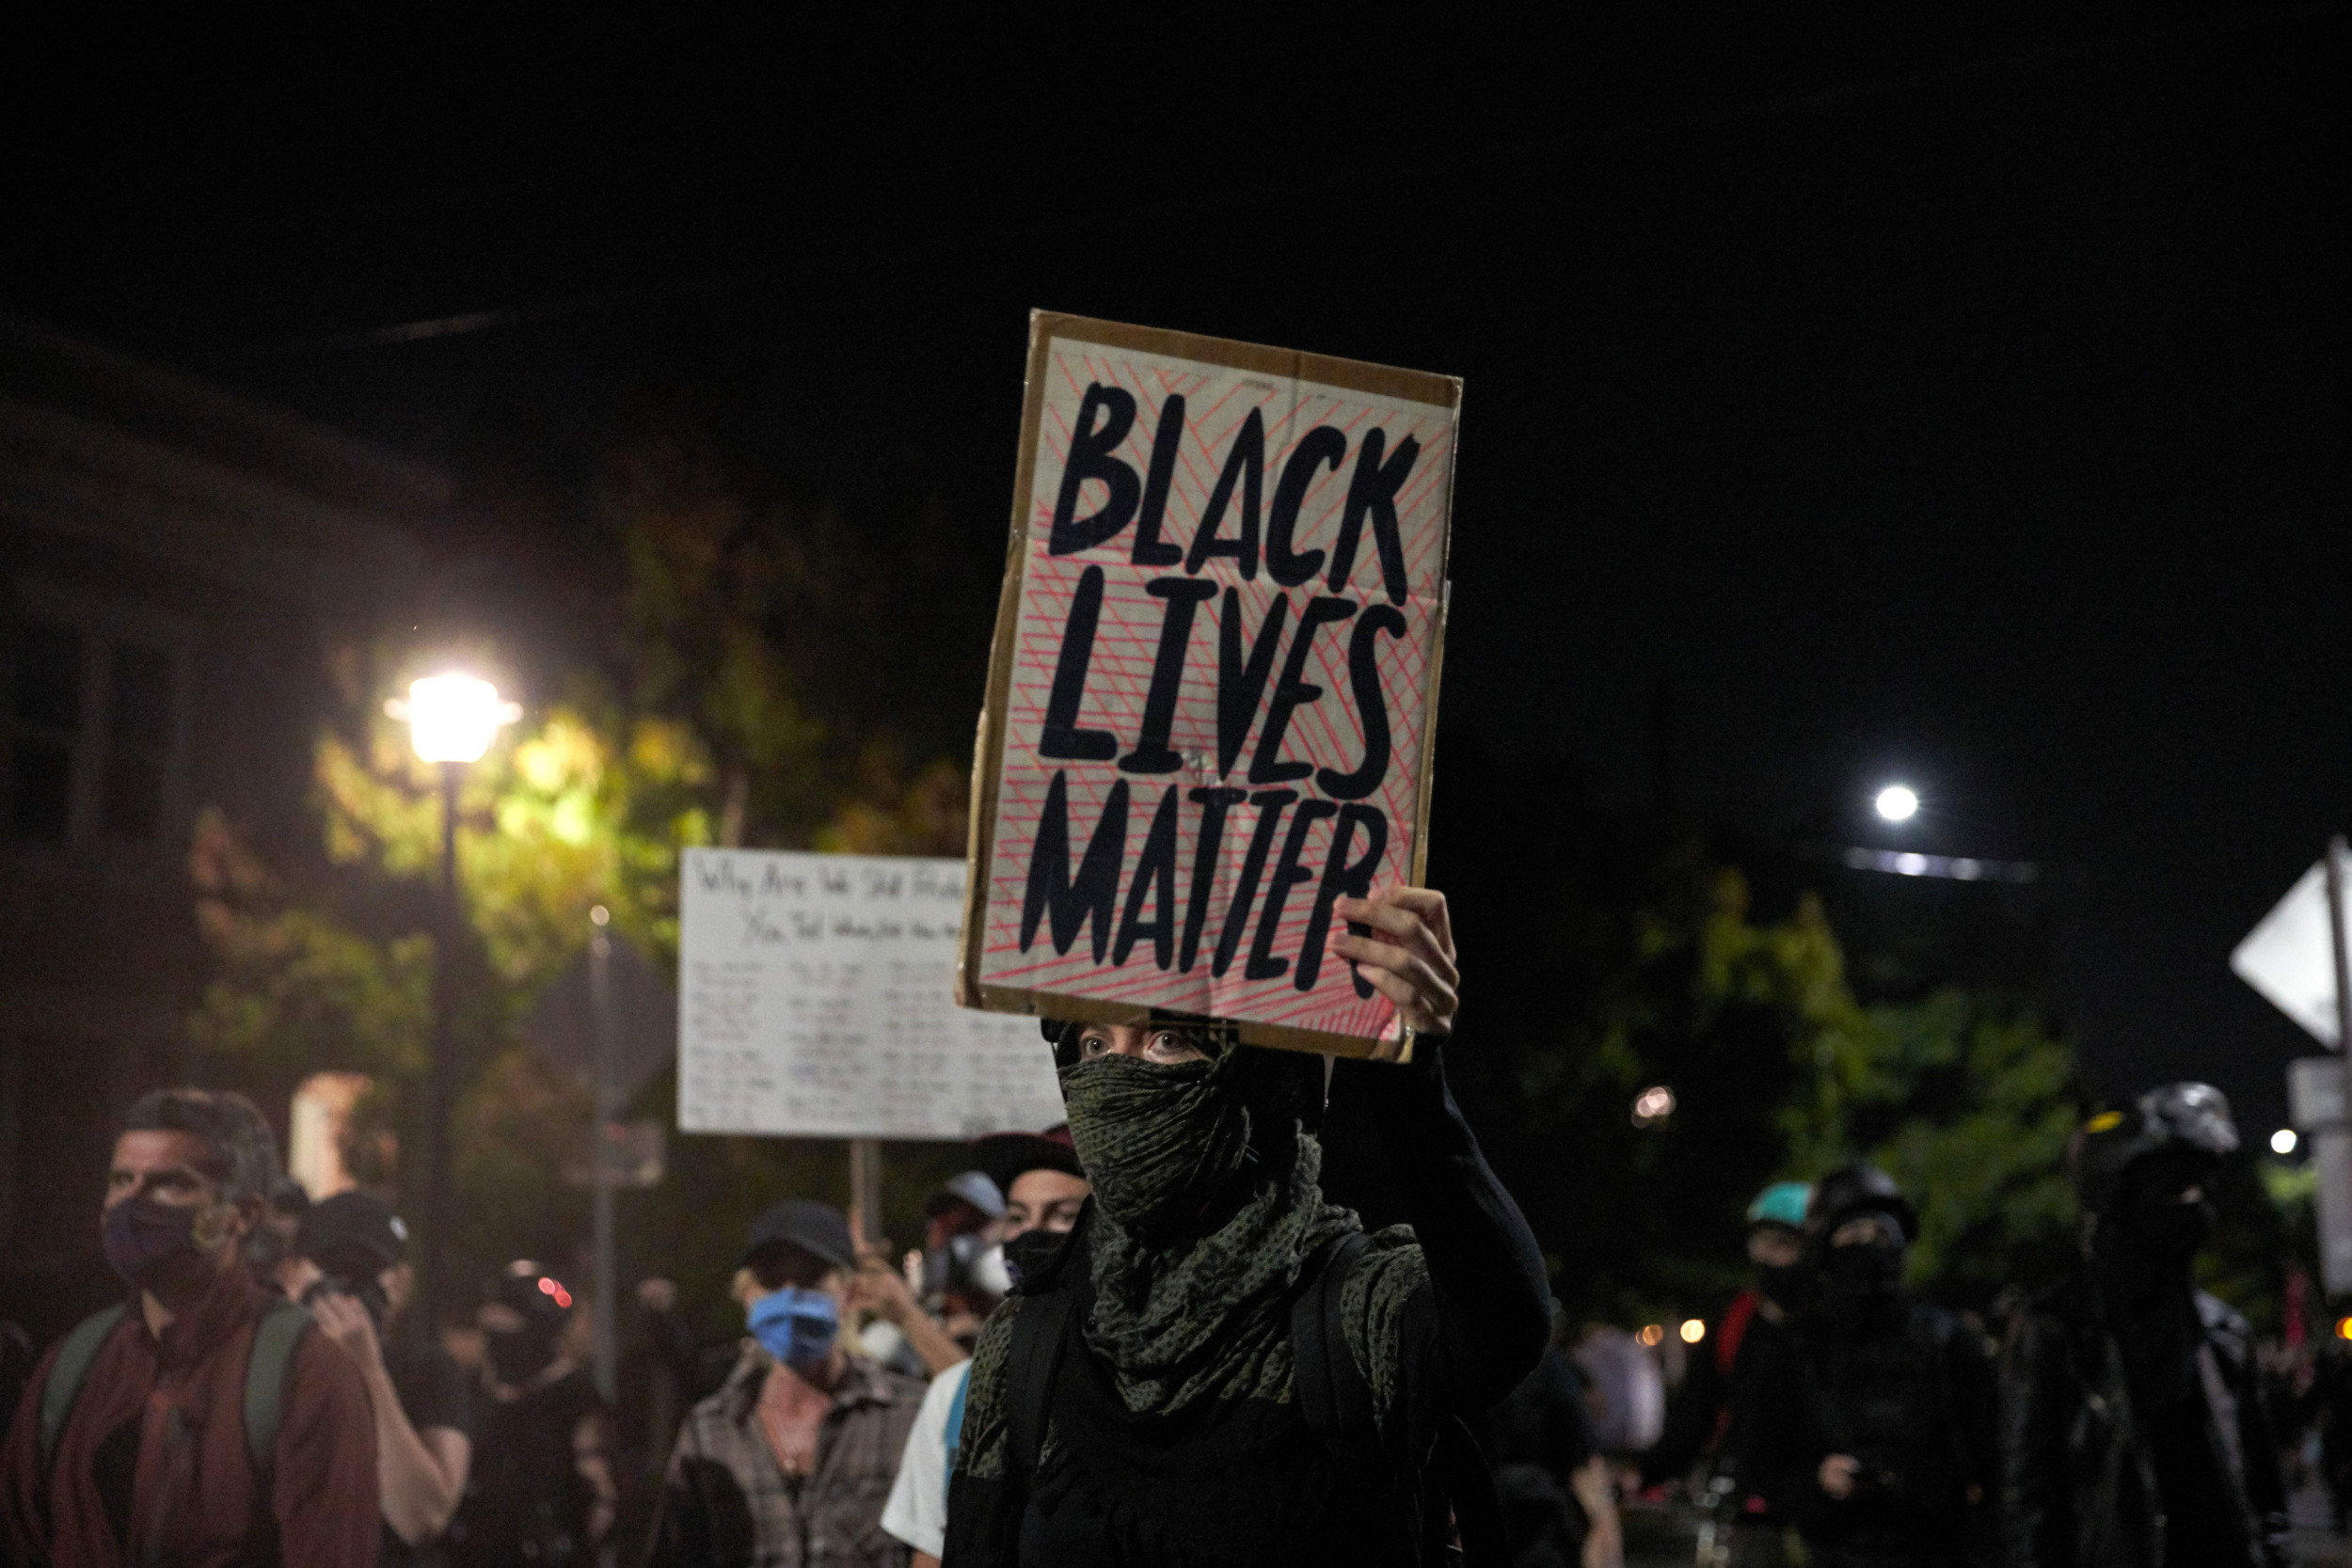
left=646, top=1199, right=924, bottom=1567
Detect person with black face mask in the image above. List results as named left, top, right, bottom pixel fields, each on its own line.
left=886, top=1126, right=1092, bottom=1568
left=294, top=1191, right=473, bottom=1566
left=453, top=1260, right=614, bottom=1568
left=1637, top=1181, right=1815, bottom=1567
left=1, top=1087, right=381, bottom=1566
left=1745, top=1165, right=1996, bottom=1568
left=2002, top=1084, right=2291, bottom=1567
left=943, top=885, right=1551, bottom=1568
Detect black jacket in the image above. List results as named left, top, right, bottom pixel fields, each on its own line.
left=2000, top=1277, right=2289, bottom=1568
left=1747, top=1292, right=1997, bottom=1563
left=1640, top=1290, right=1787, bottom=1497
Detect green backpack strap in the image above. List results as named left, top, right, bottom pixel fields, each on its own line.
left=244, top=1297, right=312, bottom=1476
left=39, top=1304, right=129, bottom=1470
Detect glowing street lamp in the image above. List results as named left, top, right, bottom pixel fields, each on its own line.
left=387, top=674, right=521, bottom=765
left=385, top=673, right=518, bottom=1321
left=1874, top=784, right=1920, bottom=824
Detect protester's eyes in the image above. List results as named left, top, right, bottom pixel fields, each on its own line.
left=1079, top=1034, right=1109, bottom=1057
left=1147, top=1031, right=1205, bottom=1063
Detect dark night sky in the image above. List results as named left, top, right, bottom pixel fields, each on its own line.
left=7, top=5, right=2346, bottom=1131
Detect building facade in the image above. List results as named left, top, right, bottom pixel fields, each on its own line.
left=0, top=321, right=437, bottom=1334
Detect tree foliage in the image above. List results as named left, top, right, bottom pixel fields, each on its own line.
left=189, top=404, right=975, bottom=1307
left=1436, top=746, right=2083, bottom=1324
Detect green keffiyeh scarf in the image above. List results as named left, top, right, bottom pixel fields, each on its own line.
left=1059, top=1045, right=1358, bottom=1416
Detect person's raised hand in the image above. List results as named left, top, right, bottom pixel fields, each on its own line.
left=310, top=1291, right=384, bottom=1377
left=850, top=1241, right=915, bottom=1325
left=1817, top=1453, right=1861, bottom=1500
left=1333, top=887, right=1458, bottom=1044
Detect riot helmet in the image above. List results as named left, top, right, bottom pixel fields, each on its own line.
left=1807, top=1164, right=1915, bottom=1299
left=2074, top=1082, right=2238, bottom=1218
left=1806, top=1164, right=1918, bottom=1243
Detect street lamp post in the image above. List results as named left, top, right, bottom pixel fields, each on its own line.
left=386, top=673, right=519, bottom=1325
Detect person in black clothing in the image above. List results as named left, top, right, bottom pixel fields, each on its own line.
left=1638, top=1180, right=1813, bottom=1568
left=1747, top=1165, right=1996, bottom=1568
left=1486, top=1303, right=1614, bottom=1568
left=944, top=886, right=1551, bottom=1568
left=2001, top=1084, right=2290, bottom=1567
left=293, top=1190, right=475, bottom=1566
left=453, top=1259, right=616, bottom=1568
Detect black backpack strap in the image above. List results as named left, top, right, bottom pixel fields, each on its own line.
left=1434, top=1416, right=1508, bottom=1566
left=245, top=1297, right=311, bottom=1476
left=1291, top=1229, right=1375, bottom=1441
left=1004, top=1283, right=1078, bottom=1484
left=39, top=1304, right=128, bottom=1471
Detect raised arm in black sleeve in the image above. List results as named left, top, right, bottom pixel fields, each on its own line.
left=1343, top=1033, right=1552, bottom=1411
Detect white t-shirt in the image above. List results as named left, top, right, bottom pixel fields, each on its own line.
left=881, top=1358, right=971, bottom=1559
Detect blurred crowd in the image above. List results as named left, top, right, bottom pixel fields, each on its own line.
left=0, top=1064, right=2335, bottom=1567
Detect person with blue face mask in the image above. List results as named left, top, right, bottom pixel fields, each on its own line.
left=647, top=1198, right=927, bottom=1568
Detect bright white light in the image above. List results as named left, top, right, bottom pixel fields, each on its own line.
left=386, top=674, right=521, bottom=764
left=1632, top=1085, right=1677, bottom=1127
left=2273, top=1128, right=2299, bottom=1155
left=1875, top=785, right=1920, bottom=822
left=1679, top=1319, right=1706, bottom=1344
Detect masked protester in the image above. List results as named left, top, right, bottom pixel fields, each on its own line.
left=298, top=1192, right=474, bottom=1567
left=2002, top=1085, right=2291, bottom=1567
left=1, top=1087, right=381, bottom=1566
left=646, top=1199, right=925, bottom=1568
left=453, top=1261, right=614, bottom=1567
left=1746, top=1165, right=1996, bottom=1568
left=885, top=1126, right=1091, bottom=1568
left=1636, top=1180, right=1814, bottom=1567
left=920, top=1172, right=1010, bottom=1319
left=943, top=886, right=1550, bottom=1568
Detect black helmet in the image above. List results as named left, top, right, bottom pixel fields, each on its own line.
left=2074, top=1082, right=2237, bottom=1216
left=1806, top=1164, right=1918, bottom=1243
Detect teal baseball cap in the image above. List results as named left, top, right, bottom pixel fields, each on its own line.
left=1746, top=1180, right=1813, bottom=1230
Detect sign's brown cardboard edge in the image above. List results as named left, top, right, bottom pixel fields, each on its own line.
left=1037, top=312, right=1463, bottom=412
left=958, top=311, right=1057, bottom=1006
left=958, top=310, right=1459, bottom=1062
left=968, top=981, right=1406, bottom=1063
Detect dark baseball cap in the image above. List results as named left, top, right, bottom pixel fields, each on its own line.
left=742, top=1198, right=856, bottom=1273
left=297, top=1191, right=408, bottom=1275
left=972, top=1125, right=1085, bottom=1196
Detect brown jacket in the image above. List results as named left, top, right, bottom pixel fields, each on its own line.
left=647, top=1347, right=923, bottom=1568
left=2, top=1267, right=380, bottom=1568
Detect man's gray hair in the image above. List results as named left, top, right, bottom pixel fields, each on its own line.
left=122, top=1087, right=282, bottom=1208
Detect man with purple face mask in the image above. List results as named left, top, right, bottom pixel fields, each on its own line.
left=2, top=1087, right=381, bottom=1567
left=647, top=1199, right=925, bottom=1567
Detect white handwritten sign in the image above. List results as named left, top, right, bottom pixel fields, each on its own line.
left=678, top=848, right=1065, bottom=1139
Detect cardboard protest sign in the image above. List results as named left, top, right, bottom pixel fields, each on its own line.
left=959, top=313, right=1459, bottom=1058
